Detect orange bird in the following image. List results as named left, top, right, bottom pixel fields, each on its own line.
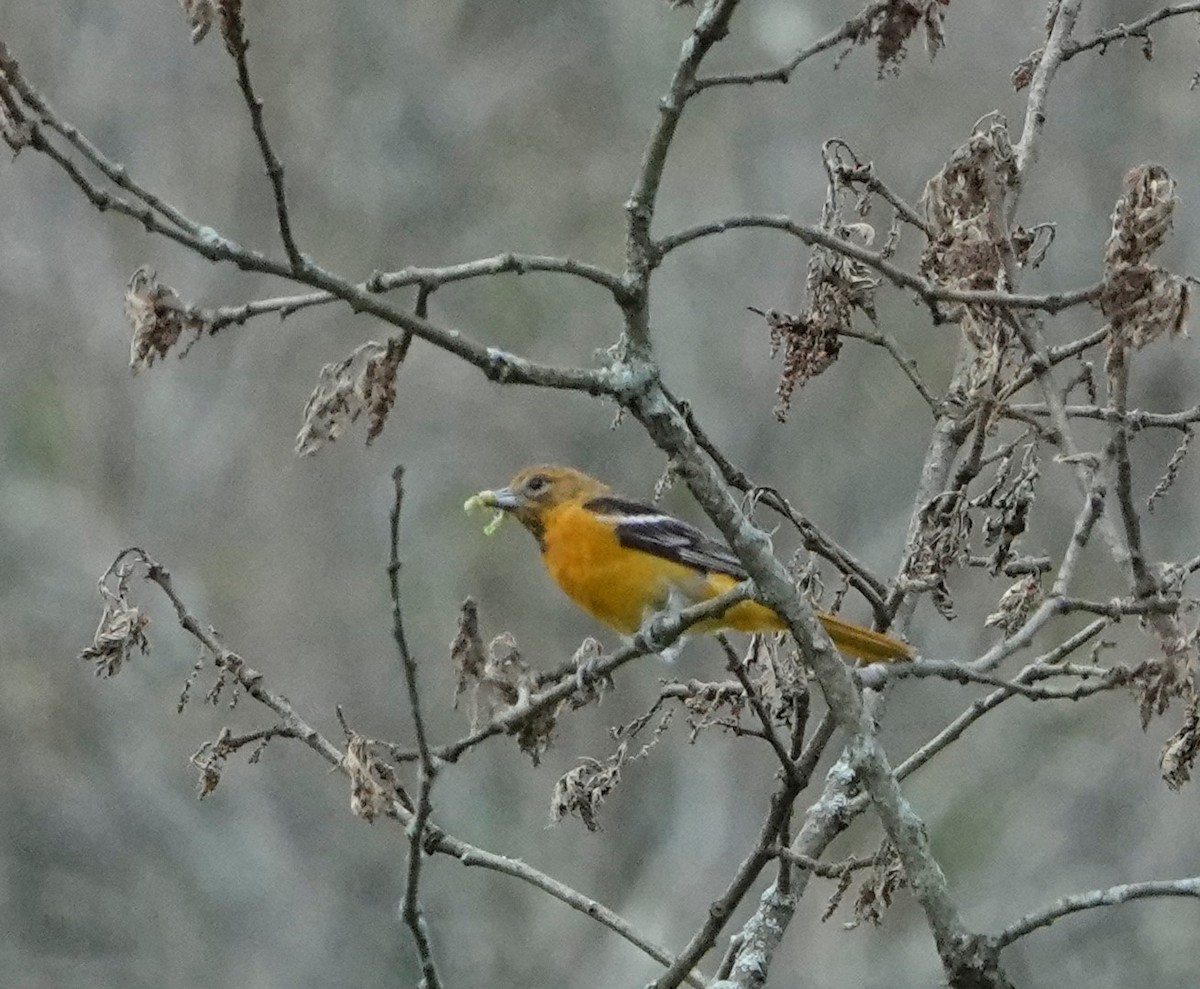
left=468, top=465, right=912, bottom=664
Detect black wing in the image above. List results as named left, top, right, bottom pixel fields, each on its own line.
left=583, top=495, right=748, bottom=579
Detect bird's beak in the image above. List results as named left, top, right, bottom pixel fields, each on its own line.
left=473, top=486, right=519, bottom=511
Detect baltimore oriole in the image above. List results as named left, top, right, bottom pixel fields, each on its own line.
left=467, top=465, right=913, bottom=664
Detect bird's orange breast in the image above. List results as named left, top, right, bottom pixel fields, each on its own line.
left=539, top=503, right=707, bottom=634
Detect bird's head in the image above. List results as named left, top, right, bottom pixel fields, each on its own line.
left=469, top=465, right=609, bottom=536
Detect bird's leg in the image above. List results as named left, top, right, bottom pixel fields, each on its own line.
left=634, top=587, right=693, bottom=663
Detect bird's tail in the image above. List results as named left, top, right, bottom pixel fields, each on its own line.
left=818, top=612, right=913, bottom=664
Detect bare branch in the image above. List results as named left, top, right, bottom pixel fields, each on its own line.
left=220, top=2, right=304, bottom=271
left=995, top=875, right=1200, bottom=948
left=0, top=41, right=215, bottom=238
left=1008, top=401, right=1200, bottom=432
left=653, top=756, right=807, bottom=989
left=207, top=252, right=628, bottom=331
left=386, top=466, right=443, bottom=989
left=1010, top=0, right=1085, bottom=215
left=839, top=324, right=941, bottom=412
left=624, top=0, right=743, bottom=353
left=0, top=42, right=629, bottom=398
left=437, top=835, right=705, bottom=988
left=869, top=657, right=1129, bottom=702
left=656, top=213, right=1101, bottom=315
left=659, top=382, right=890, bottom=615
left=769, top=845, right=881, bottom=880
left=689, top=2, right=890, bottom=94
left=865, top=621, right=1112, bottom=792
left=1061, top=3, right=1200, bottom=61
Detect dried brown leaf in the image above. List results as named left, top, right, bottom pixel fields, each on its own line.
left=452, top=614, right=562, bottom=763
left=551, top=755, right=621, bottom=832
left=124, top=266, right=207, bottom=372
left=294, top=339, right=405, bottom=456
left=550, top=719, right=668, bottom=831
left=1161, top=699, right=1200, bottom=790
left=1011, top=49, right=1039, bottom=91
left=343, top=733, right=390, bottom=823
left=1102, top=165, right=1189, bottom=360
left=902, top=490, right=972, bottom=619
left=984, top=573, right=1043, bottom=634
left=80, top=564, right=150, bottom=677
left=920, top=119, right=1027, bottom=398
left=179, top=0, right=218, bottom=43
left=863, top=1, right=949, bottom=76
left=976, top=443, right=1040, bottom=573
left=760, top=307, right=843, bottom=421
left=848, top=840, right=907, bottom=928
left=450, top=597, right=486, bottom=709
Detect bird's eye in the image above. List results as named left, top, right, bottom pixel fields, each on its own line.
left=526, top=474, right=549, bottom=493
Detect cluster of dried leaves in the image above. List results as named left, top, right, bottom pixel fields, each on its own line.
left=1128, top=614, right=1200, bottom=790
left=759, top=308, right=844, bottom=421
left=294, top=339, right=405, bottom=456
left=1101, top=164, right=1189, bottom=366
left=920, top=119, right=1028, bottom=400
left=551, top=723, right=670, bottom=832
left=857, top=0, right=949, bottom=76
left=759, top=148, right=884, bottom=421
left=904, top=443, right=1040, bottom=621
left=450, top=598, right=566, bottom=764
left=124, top=267, right=209, bottom=372
left=843, top=841, right=907, bottom=928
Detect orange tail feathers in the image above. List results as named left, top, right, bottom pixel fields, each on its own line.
left=716, top=595, right=913, bottom=664
left=818, top=611, right=913, bottom=664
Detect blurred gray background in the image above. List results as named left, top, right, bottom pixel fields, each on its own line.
left=3, top=1, right=1199, bottom=987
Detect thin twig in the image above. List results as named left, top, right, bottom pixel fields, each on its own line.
left=1007, top=402, right=1200, bottom=432
left=221, top=4, right=304, bottom=270
left=1003, top=325, right=1111, bottom=395
left=206, top=252, right=628, bottom=331
left=882, top=621, right=1112, bottom=788
left=623, top=0, right=744, bottom=353
left=688, top=2, right=890, bottom=94
left=994, top=875, right=1200, bottom=948
left=875, top=658, right=1130, bottom=701
left=839, top=325, right=941, bottom=412
left=716, top=634, right=802, bottom=786
left=653, top=767, right=803, bottom=989
left=1010, top=0, right=1085, bottom=219
left=387, top=467, right=443, bottom=989
left=769, top=845, right=881, bottom=880
left=1061, top=3, right=1200, bottom=60
left=0, top=44, right=200, bottom=237
left=655, top=213, right=1102, bottom=315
